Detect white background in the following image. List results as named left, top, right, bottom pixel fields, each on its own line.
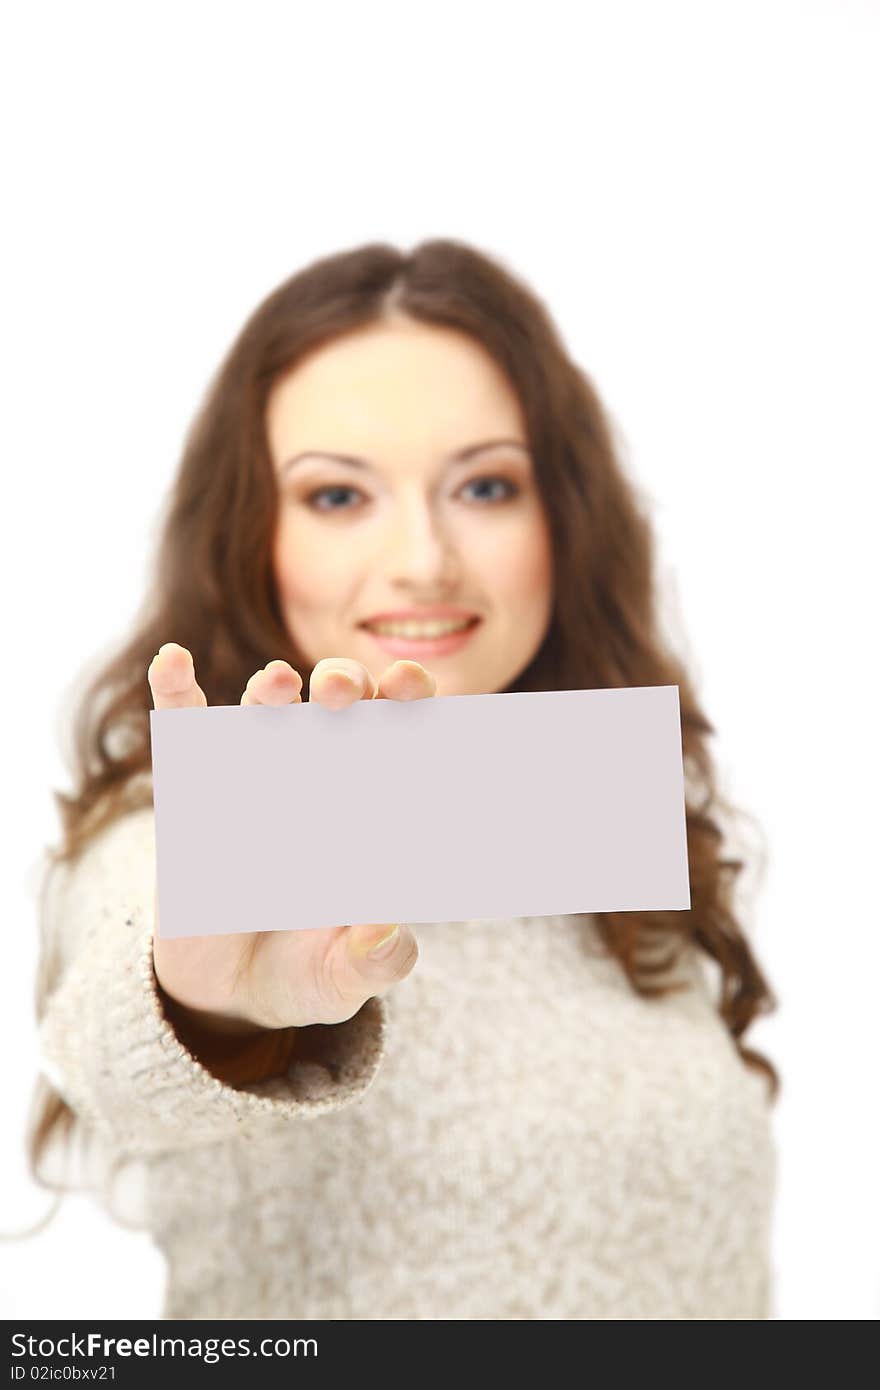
left=1, top=0, right=878, bottom=1320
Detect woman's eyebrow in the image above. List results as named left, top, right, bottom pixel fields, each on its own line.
left=280, top=438, right=530, bottom=475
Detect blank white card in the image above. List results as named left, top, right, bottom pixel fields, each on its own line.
left=149, top=685, right=690, bottom=938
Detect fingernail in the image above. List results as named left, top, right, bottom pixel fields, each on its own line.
left=367, top=925, right=400, bottom=960
left=328, top=669, right=358, bottom=687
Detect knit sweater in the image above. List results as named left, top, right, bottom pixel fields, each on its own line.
left=35, top=799, right=777, bottom=1320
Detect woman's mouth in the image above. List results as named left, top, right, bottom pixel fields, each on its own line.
left=359, top=616, right=482, bottom=658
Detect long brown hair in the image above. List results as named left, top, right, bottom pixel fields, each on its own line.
left=23, top=237, right=779, bottom=1228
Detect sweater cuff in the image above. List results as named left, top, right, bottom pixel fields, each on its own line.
left=38, top=894, right=389, bottom=1158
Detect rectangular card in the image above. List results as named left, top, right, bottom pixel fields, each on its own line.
left=150, top=685, right=690, bottom=938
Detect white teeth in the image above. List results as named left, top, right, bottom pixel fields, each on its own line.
left=367, top=618, right=475, bottom=638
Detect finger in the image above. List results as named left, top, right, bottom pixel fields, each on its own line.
left=337, top=921, right=420, bottom=1001
left=309, top=657, right=376, bottom=709
left=374, top=659, right=437, bottom=701
left=240, top=660, right=304, bottom=706
left=148, top=644, right=208, bottom=710
left=244, top=918, right=418, bottom=1029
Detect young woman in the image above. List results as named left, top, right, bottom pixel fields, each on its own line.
left=24, top=239, right=778, bottom=1319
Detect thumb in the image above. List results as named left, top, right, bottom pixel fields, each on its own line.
left=346, top=922, right=418, bottom=977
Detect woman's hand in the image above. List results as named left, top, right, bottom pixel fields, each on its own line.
left=148, top=645, right=433, bottom=1037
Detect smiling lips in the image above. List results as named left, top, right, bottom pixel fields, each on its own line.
left=360, top=606, right=479, bottom=630
left=364, top=616, right=475, bottom=638
left=360, top=614, right=482, bottom=656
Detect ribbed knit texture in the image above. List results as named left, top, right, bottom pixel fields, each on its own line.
left=35, top=803, right=777, bottom=1319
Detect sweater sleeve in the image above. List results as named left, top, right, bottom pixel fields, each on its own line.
left=36, top=804, right=389, bottom=1158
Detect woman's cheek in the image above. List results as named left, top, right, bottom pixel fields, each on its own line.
left=274, top=518, right=368, bottom=617
left=479, top=512, right=553, bottom=607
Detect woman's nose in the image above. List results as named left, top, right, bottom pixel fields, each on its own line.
left=380, top=495, right=461, bottom=583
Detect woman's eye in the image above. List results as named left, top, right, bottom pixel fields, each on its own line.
left=304, top=485, right=365, bottom=512
left=461, top=475, right=520, bottom=504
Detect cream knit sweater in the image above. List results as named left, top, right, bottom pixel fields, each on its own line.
left=35, top=801, right=777, bottom=1320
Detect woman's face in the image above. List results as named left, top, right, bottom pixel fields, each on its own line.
left=266, top=315, right=554, bottom=696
